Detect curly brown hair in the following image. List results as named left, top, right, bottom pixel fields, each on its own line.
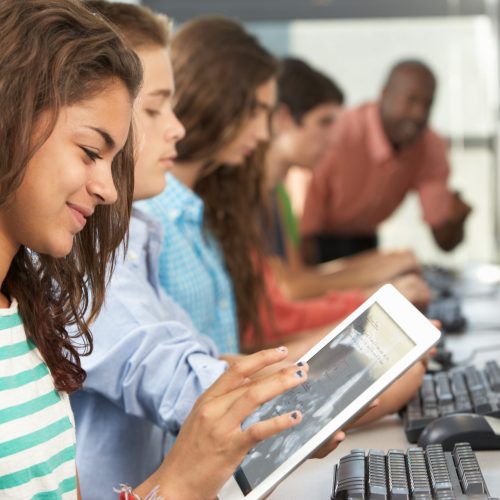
left=171, top=17, right=277, bottom=340
left=0, top=0, right=142, bottom=393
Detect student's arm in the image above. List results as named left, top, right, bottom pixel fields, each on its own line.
left=81, top=264, right=227, bottom=432
left=242, top=263, right=366, bottom=353
left=133, top=348, right=345, bottom=499
left=316, top=249, right=421, bottom=288
left=348, top=359, right=427, bottom=427
left=270, top=249, right=427, bottom=308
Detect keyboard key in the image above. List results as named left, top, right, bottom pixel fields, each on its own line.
left=453, top=443, right=487, bottom=495
left=485, top=361, right=500, bottom=392
left=407, top=447, right=432, bottom=499
left=425, top=444, right=454, bottom=497
left=333, top=450, right=366, bottom=499
left=387, top=449, right=410, bottom=500
left=435, top=373, right=454, bottom=414
left=367, top=450, right=387, bottom=499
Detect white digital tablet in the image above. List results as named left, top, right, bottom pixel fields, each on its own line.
left=219, top=284, right=441, bottom=500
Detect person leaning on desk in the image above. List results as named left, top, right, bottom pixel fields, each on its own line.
left=301, top=59, right=472, bottom=264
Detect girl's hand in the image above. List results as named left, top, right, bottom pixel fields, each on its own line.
left=138, top=347, right=309, bottom=500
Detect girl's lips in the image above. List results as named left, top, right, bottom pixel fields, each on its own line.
left=67, top=203, right=92, bottom=229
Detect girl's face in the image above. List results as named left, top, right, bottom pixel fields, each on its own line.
left=215, top=77, right=276, bottom=166
left=0, top=79, right=132, bottom=259
left=132, top=47, right=185, bottom=201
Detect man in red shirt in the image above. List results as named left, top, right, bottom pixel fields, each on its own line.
left=301, top=59, right=471, bottom=263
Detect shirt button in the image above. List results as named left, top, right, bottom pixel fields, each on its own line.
left=219, top=299, right=229, bottom=309
left=128, top=250, right=139, bottom=262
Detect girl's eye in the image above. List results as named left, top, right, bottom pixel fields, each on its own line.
left=81, top=147, right=102, bottom=163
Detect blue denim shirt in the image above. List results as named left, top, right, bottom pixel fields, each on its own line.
left=138, top=173, right=239, bottom=354
left=70, top=208, right=227, bottom=499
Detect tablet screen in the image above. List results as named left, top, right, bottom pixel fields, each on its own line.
left=234, top=302, right=415, bottom=494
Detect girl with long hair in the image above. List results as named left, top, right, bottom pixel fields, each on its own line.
left=1, top=1, right=322, bottom=498
left=0, top=0, right=140, bottom=496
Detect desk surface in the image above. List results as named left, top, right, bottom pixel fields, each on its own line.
left=269, top=312, right=500, bottom=499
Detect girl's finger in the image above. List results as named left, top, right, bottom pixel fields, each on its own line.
left=242, top=410, right=304, bottom=448
left=206, top=347, right=292, bottom=397
left=225, top=364, right=309, bottom=427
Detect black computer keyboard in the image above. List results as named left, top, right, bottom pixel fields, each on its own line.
left=423, top=265, right=467, bottom=333
left=426, top=296, right=467, bottom=333
left=331, top=443, right=495, bottom=499
left=423, top=264, right=458, bottom=297
left=403, top=360, right=500, bottom=442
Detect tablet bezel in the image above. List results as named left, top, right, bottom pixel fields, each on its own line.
left=218, top=284, right=441, bottom=500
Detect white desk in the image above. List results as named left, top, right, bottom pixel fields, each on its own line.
left=269, top=324, right=500, bottom=499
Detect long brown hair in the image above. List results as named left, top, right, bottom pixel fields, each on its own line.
left=85, top=1, right=170, bottom=51
left=0, top=0, right=142, bottom=392
left=172, top=17, right=277, bottom=339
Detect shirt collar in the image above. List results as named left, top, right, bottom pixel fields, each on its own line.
left=128, top=207, right=163, bottom=256
left=128, top=207, right=163, bottom=291
left=163, top=172, right=204, bottom=223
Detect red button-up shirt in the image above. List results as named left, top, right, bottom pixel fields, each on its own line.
left=301, top=102, right=455, bottom=237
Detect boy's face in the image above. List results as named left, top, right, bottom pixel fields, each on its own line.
left=282, top=102, right=342, bottom=172
left=132, top=47, right=185, bottom=201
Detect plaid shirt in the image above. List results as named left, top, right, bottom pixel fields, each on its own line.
left=139, top=173, right=239, bottom=354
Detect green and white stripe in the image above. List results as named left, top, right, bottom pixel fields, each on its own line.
left=0, top=301, right=77, bottom=499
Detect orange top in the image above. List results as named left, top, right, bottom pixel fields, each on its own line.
left=242, top=261, right=366, bottom=349
left=301, top=102, right=455, bottom=237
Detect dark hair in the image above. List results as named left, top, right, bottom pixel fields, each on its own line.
left=0, top=0, right=142, bottom=392
left=277, top=57, right=344, bottom=124
left=384, top=59, right=436, bottom=89
left=172, top=17, right=277, bottom=339
left=85, top=0, right=170, bottom=50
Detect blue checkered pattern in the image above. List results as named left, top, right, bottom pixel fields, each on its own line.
left=138, top=173, right=239, bottom=354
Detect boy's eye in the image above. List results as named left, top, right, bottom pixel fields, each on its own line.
left=81, top=147, right=102, bottom=162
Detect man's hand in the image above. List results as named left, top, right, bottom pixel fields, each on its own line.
left=432, top=191, right=472, bottom=251
left=449, top=191, right=472, bottom=223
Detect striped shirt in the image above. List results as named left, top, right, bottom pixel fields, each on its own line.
left=0, top=300, right=77, bottom=499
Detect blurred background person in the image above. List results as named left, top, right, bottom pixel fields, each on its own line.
left=301, top=59, right=472, bottom=264
left=263, top=57, right=430, bottom=309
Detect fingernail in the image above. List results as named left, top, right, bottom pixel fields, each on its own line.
left=276, top=346, right=287, bottom=353
left=295, top=370, right=304, bottom=378
left=290, top=411, right=299, bottom=420
left=296, top=361, right=304, bottom=367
